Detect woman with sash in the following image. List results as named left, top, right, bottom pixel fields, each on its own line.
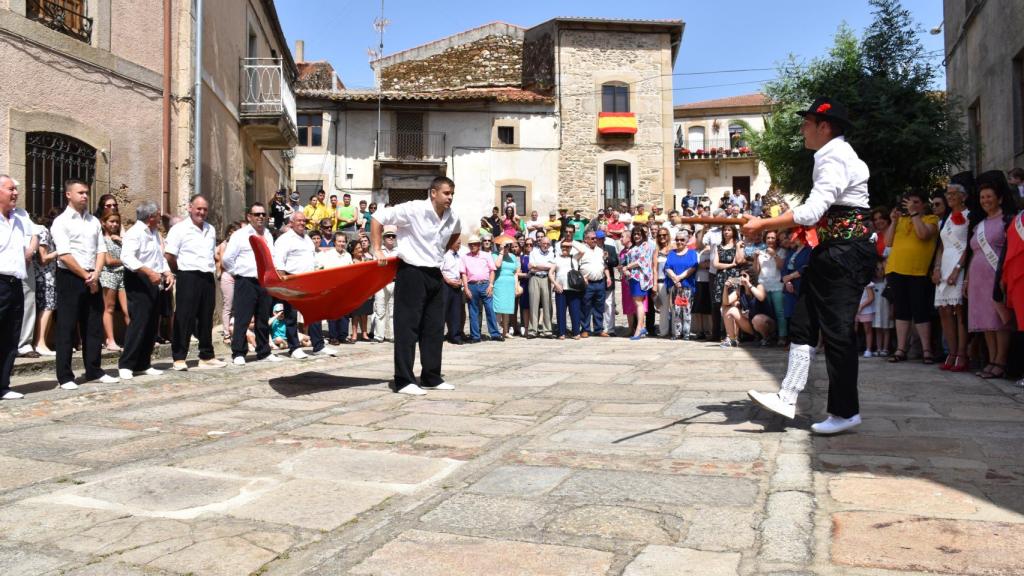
left=932, top=183, right=970, bottom=371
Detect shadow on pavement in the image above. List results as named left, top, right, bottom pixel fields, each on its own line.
left=268, top=372, right=389, bottom=397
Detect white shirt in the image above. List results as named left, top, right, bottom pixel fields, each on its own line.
left=529, top=247, right=556, bottom=272
left=791, top=135, right=870, bottom=226
left=730, top=193, right=747, bottom=209
left=223, top=224, right=275, bottom=278
left=121, top=221, right=167, bottom=273
left=440, top=249, right=462, bottom=281
left=272, top=228, right=317, bottom=274
left=553, top=254, right=574, bottom=288
left=51, top=206, right=106, bottom=271
left=525, top=219, right=544, bottom=233
left=316, top=248, right=353, bottom=270
left=757, top=249, right=784, bottom=291
left=373, top=200, right=460, bottom=267
left=571, top=242, right=606, bottom=281
left=165, top=218, right=216, bottom=273
left=702, top=227, right=722, bottom=276
left=0, top=209, right=29, bottom=279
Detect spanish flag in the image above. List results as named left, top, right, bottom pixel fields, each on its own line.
left=597, top=112, right=638, bottom=135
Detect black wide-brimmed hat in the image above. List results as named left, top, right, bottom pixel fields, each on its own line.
left=796, top=97, right=852, bottom=127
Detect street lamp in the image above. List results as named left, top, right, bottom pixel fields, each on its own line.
left=929, top=21, right=943, bottom=35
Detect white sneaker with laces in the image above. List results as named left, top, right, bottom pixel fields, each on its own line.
left=811, top=414, right=862, bottom=435
left=2, top=390, right=24, bottom=400
left=314, top=347, right=338, bottom=356
left=421, top=381, right=455, bottom=391
left=262, top=354, right=283, bottom=363
left=291, top=349, right=308, bottom=359
left=232, top=356, right=246, bottom=366
left=172, top=360, right=188, bottom=371
left=396, top=383, right=427, bottom=396
left=59, top=381, right=79, bottom=390
left=141, top=368, right=163, bottom=376
left=747, top=390, right=796, bottom=419
left=118, top=368, right=134, bottom=380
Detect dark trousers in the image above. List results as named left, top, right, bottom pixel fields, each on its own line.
left=789, top=240, right=876, bottom=419
left=119, top=272, right=160, bottom=372
left=556, top=290, right=582, bottom=337
left=581, top=281, right=606, bottom=333
left=443, top=282, right=464, bottom=343
left=55, top=269, right=105, bottom=383
left=231, top=276, right=272, bottom=360
left=282, top=300, right=324, bottom=352
left=172, top=271, right=216, bottom=361
left=392, top=261, right=444, bottom=390
left=0, top=276, right=23, bottom=392
left=645, top=288, right=657, bottom=334
left=327, top=317, right=348, bottom=341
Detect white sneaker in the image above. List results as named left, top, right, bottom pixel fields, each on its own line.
left=261, top=354, right=283, bottom=363
left=232, top=356, right=246, bottom=366
left=314, top=347, right=338, bottom=356
left=811, top=414, right=862, bottom=435
left=172, top=360, right=188, bottom=371
left=863, top=350, right=872, bottom=358
left=421, top=381, right=455, bottom=391
left=396, top=383, right=427, bottom=396
left=2, top=390, right=24, bottom=400
left=747, top=390, right=796, bottom=419
left=86, top=374, right=120, bottom=384
left=291, top=349, right=308, bottom=359
left=118, top=369, right=134, bottom=380
left=374, top=337, right=384, bottom=343
left=198, top=358, right=227, bottom=369
left=140, top=368, right=164, bottom=376
left=59, top=381, right=79, bottom=390
left=37, top=349, right=56, bottom=357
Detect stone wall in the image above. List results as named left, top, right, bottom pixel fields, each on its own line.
left=556, top=29, right=673, bottom=212
left=380, top=34, right=522, bottom=92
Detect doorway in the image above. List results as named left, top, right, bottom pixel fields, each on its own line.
left=731, top=176, right=751, bottom=201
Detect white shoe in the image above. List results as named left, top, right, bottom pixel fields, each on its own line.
left=863, top=350, right=872, bottom=358
left=374, top=337, right=384, bottom=343
left=98, top=374, right=120, bottom=384
left=198, top=358, right=227, bottom=369
left=291, top=349, right=308, bottom=359
left=396, top=383, right=427, bottom=396
left=232, top=356, right=246, bottom=366
left=811, top=414, right=862, bottom=435
left=747, top=390, right=796, bottom=419
left=59, top=381, right=79, bottom=390
left=2, top=390, right=24, bottom=400
left=118, top=369, right=134, bottom=380
left=140, top=368, right=163, bottom=376
left=261, top=354, right=283, bottom=363
left=314, top=347, right=338, bottom=356
left=37, top=349, right=56, bottom=357
left=421, top=381, right=455, bottom=391
left=172, top=360, right=188, bottom=371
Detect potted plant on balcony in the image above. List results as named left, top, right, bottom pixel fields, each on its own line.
left=680, top=147, right=690, bottom=159
left=717, top=147, right=726, bottom=156
left=695, top=148, right=705, bottom=158
left=739, top=146, right=751, bottom=156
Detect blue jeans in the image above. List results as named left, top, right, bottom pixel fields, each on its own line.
left=327, top=317, right=348, bottom=341
left=468, top=283, right=501, bottom=340
left=556, top=290, right=583, bottom=336
left=582, top=281, right=606, bottom=333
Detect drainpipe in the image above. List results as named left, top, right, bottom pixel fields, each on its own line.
left=161, top=0, right=172, bottom=212
left=192, top=0, right=204, bottom=197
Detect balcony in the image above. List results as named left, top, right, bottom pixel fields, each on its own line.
left=28, top=0, right=93, bottom=44
left=375, top=131, right=446, bottom=163
left=675, top=137, right=756, bottom=162
left=240, top=58, right=298, bottom=150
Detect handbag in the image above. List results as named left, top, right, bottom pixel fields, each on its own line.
left=567, top=256, right=586, bottom=291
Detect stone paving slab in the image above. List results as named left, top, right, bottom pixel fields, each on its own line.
left=623, top=546, right=741, bottom=576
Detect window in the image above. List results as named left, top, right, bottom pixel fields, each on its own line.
left=602, top=83, right=629, bottom=113
left=968, top=100, right=982, bottom=174
left=297, top=114, right=323, bottom=147
left=24, top=132, right=96, bottom=216
left=500, top=185, right=527, bottom=215
left=603, top=162, right=631, bottom=209
left=497, top=126, right=515, bottom=145
left=295, top=180, right=323, bottom=197
left=688, top=126, right=705, bottom=150
left=388, top=188, right=428, bottom=205
left=729, top=124, right=747, bottom=148
left=27, top=0, right=92, bottom=43
left=688, top=178, right=706, bottom=198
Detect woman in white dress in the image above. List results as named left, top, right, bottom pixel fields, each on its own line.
left=932, top=183, right=970, bottom=371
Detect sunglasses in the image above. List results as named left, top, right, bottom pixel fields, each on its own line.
left=250, top=212, right=267, bottom=217
left=384, top=234, right=396, bottom=238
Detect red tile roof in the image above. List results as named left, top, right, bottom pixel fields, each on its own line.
left=675, top=93, right=768, bottom=110
left=297, top=86, right=554, bottom=105
left=296, top=61, right=343, bottom=91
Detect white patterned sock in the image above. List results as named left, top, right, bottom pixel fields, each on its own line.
left=778, top=344, right=815, bottom=405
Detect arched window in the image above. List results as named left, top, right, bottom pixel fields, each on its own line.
left=601, top=82, right=629, bottom=113
left=687, top=126, right=705, bottom=151
left=603, top=161, right=631, bottom=209
left=24, top=132, right=96, bottom=216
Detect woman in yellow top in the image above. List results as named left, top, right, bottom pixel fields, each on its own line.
left=884, top=190, right=940, bottom=363
left=302, top=195, right=334, bottom=232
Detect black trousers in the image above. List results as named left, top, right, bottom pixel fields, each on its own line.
left=789, top=239, right=877, bottom=419
left=231, top=276, right=272, bottom=360
left=282, top=300, right=324, bottom=352
left=392, top=261, right=444, bottom=390
left=55, top=268, right=105, bottom=383
left=119, top=272, right=160, bottom=372
left=172, top=271, right=216, bottom=361
left=443, top=282, right=464, bottom=343
left=0, top=275, right=23, bottom=392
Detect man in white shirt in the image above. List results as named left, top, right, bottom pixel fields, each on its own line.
left=165, top=195, right=225, bottom=371
left=223, top=202, right=279, bottom=365
left=528, top=237, right=555, bottom=338
left=10, top=188, right=39, bottom=359
left=440, top=238, right=464, bottom=344
left=51, top=180, right=118, bottom=389
left=118, top=201, right=174, bottom=380
left=572, top=231, right=612, bottom=337
left=525, top=210, right=544, bottom=238
left=729, top=189, right=748, bottom=211
left=371, top=225, right=398, bottom=343
left=273, top=212, right=337, bottom=359
left=0, top=175, right=29, bottom=399
left=744, top=97, right=874, bottom=436
left=315, top=230, right=352, bottom=343
left=372, top=176, right=460, bottom=395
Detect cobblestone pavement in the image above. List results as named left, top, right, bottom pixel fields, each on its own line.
left=1, top=336, right=1023, bottom=575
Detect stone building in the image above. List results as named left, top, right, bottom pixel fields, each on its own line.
left=292, top=17, right=682, bottom=232
left=0, top=0, right=296, bottom=227
left=942, top=0, right=1024, bottom=172
left=673, top=93, right=772, bottom=205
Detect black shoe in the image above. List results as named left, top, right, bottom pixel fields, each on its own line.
left=468, top=339, right=481, bottom=344
left=493, top=336, right=505, bottom=342
left=447, top=339, right=463, bottom=345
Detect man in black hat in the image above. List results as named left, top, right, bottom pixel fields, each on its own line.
left=742, top=97, right=876, bottom=435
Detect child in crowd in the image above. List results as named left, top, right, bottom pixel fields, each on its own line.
left=871, top=263, right=893, bottom=356
left=857, top=280, right=876, bottom=357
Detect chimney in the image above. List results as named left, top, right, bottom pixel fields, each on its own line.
left=295, top=39, right=305, bottom=62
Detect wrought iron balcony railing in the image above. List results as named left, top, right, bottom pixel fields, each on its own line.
left=240, top=58, right=297, bottom=130
left=28, top=0, right=93, bottom=43
left=675, top=137, right=756, bottom=160
left=376, top=131, right=446, bottom=162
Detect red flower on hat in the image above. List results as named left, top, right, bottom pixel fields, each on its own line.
left=816, top=103, right=832, bottom=114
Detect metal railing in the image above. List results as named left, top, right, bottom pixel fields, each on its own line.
left=240, top=58, right=297, bottom=130
left=27, top=0, right=93, bottom=43
left=376, top=131, right=446, bottom=162
left=675, top=136, right=755, bottom=158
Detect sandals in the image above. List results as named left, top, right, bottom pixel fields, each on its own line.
left=922, top=352, right=936, bottom=365
left=887, top=349, right=907, bottom=363
left=949, top=356, right=968, bottom=372
left=979, top=364, right=1006, bottom=379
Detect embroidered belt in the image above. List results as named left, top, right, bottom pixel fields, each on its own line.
left=815, top=206, right=871, bottom=243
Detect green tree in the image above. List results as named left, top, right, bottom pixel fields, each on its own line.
left=742, top=0, right=967, bottom=207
